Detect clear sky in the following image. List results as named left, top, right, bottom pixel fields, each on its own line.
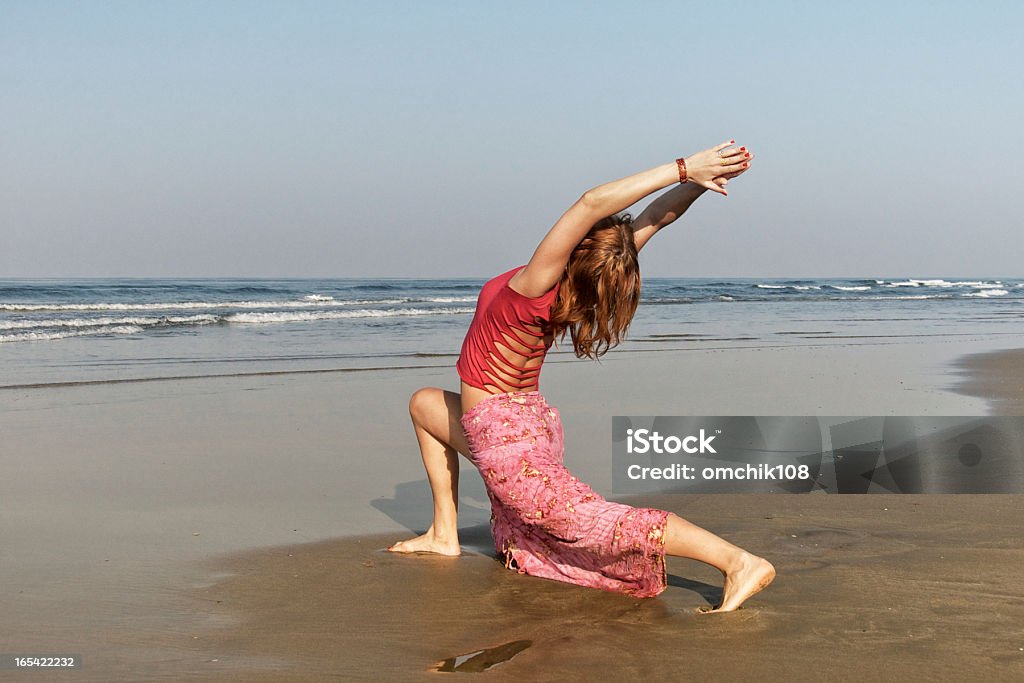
left=2, top=1, right=1021, bottom=278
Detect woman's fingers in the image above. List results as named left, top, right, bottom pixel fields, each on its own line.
left=718, top=148, right=752, bottom=165
left=711, top=139, right=736, bottom=153
left=698, top=178, right=728, bottom=195
left=718, top=145, right=746, bottom=160
left=721, top=158, right=751, bottom=174
left=720, top=153, right=754, bottom=176
left=719, top=163, right=749, bottom=177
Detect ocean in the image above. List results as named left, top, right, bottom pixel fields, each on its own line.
left=2, top=276, right=1022, bottom=387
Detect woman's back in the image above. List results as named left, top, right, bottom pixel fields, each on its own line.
left=456, top=265, right=560, bottom=411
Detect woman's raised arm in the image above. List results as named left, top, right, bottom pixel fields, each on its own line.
left=510, top=141, right=749, bottom=297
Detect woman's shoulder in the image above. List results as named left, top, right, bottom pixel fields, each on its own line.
left=475, top=265, right=558, bottom=323
left=479, top=265, right=523, bottom=296
left=505, top=266, right=559, bottom=305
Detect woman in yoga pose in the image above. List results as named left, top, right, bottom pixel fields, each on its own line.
left=388, top=141, right=775, bottom=612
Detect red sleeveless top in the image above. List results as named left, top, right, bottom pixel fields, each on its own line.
left=456, top=265, right=561, bottom=393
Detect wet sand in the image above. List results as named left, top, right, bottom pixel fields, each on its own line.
left=951, top=346, right=1024, bottom=416
left=3, top=339, right=1024, bottom=680
left=185, top=495, right=1024, bottom=681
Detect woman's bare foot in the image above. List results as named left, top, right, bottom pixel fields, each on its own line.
left=703, top=552, right=775, bottom=613
left=387, top=527, right=461, bottom=556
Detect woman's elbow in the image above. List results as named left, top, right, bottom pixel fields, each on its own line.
left=578, top=189, right=604, bottom=214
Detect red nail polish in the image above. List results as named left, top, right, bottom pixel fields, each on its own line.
left=740, top=147, right=746, bottom=151
left=745, top=153, right=750, bottom=157
left=744, top=162, right=749, bottom=167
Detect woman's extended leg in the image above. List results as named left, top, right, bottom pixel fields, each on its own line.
left=387, top=387, right=469, bottom=556
left=664, top=513, right=775, bottom=612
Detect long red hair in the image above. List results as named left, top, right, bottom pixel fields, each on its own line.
left=546, top=213, right=641, bottom=359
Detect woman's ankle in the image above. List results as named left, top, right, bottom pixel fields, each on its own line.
left=426, top=523, right=459, bottom=543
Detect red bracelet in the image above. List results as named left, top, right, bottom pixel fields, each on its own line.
left=676, top=157, right=688, bottom=184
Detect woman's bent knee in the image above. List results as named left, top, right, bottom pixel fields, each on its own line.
left=409, top=387, right=441, bottom=421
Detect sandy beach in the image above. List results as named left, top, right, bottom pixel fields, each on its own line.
left=3, top=338, right=1024, bottom=681
left=6, top=1, right=1023, bottom=680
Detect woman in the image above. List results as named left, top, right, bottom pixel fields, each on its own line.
left=388, top=141, right=775, bottom=612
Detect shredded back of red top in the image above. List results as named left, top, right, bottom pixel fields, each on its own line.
left=456, top=265, right=561, bottom=394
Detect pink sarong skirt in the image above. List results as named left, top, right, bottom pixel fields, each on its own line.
left=460, top=390, right=670, bottom=598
